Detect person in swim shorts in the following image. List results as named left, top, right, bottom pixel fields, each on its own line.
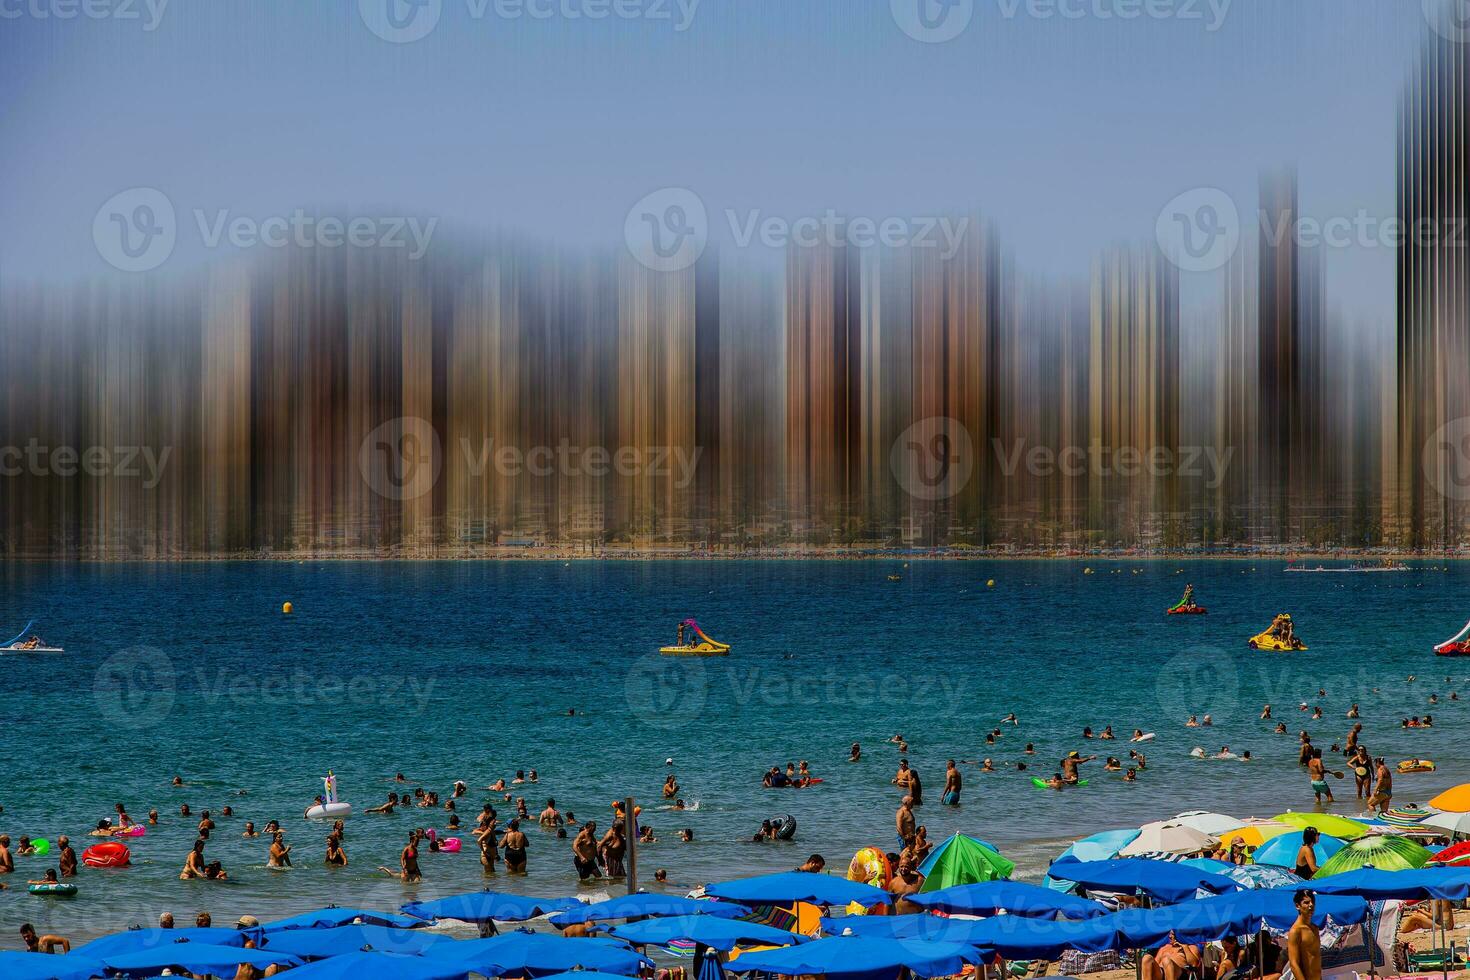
left=942, top=759, right=961, bottom=806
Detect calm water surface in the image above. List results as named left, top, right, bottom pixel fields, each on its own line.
left=2, top=559, right=1468, bottom=946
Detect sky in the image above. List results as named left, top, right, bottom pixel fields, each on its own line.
left=0, top=0, right=1445, bottom=325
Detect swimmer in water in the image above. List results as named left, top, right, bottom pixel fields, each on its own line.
left=268, top=831, right=292, bottom=868
left=849, top=742, right=861, bottom=762
left=325, top=832, right=347, bottom=867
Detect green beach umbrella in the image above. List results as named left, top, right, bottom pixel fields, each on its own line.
left=1271, top=812, right=1371, bottom=840
left=916, top=834, right=1015, bottom=890
left=1315, top=835, right=1433, bottom=876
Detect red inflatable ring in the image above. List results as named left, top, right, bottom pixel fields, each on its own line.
left=82, top=841, right=131, bottom=868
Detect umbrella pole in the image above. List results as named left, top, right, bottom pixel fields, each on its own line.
left=625, top=795, right=638, bottom=895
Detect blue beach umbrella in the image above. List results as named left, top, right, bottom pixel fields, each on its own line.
left=537, top=974, right=650, bottom=980
left=733, top=935, right=982, bottom=978
left=1299, top=866, right=1470, bottom=900
left=72, top=926, right=254, bottom=958
left=262, top=906, right=426, bottom=931
left=697, top=946, right=727, bottom=980
left=826, top=912, right=1120, bottom=959
left=1046, top=858, right=1239, bottom=904
left=260, top=949, right=473, bottom=980
left=1252, top=831, right=1346, bottom=870
left=608, top=914, right=809, bottom=952
left=1046, top=829, right=1143, bottom=891
left=1110, top=889, right=1367, bottom=947
left=95, top=942, right=304, bottom=976
left=402, top=890, right=582, bottom=923
left=911, top=879, right=1109, bottom=919
left=550, top=892, right=751, bottom=926
left=0, top=951, right=104, bottom=980
left=420, top=931, right=652, bottom=976
left=705, top=871, right=890, bottom=908
left=259, top=924, right=459, bottom=959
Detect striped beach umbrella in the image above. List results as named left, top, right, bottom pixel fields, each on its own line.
left=1316, top=835, right=1434, bottom=876
left=1381, top=805, right=1436, bottom=828
left=1421, top=810, right=1470, bottom=838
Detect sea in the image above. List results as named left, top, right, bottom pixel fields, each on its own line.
left=1, top=558, right=1467, bottom=947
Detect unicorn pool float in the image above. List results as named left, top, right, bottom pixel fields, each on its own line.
left=304, top=771, right=352, bottom=820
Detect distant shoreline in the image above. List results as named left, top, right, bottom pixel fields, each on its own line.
left=0, top=549, right=1459, bottom=563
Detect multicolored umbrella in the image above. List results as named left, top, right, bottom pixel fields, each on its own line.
left=1381, top=805, right=1436, bottom=828
left=1429, top=784, right=1470, bottom=813
left=916, top=834, right=1015, bottom=889
left=1271, top=812, right=1371, bottom=840
left=1316, top=835, right=1434, bottom=876
left=1218, top=863, right=1304, bottom=890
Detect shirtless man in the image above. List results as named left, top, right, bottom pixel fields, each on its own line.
left=0, top=835, right=12, bottom=875
left=501, top=819, right=529, bottom=874
left=896, top=796, right=916, bottom=847
left=1061, top=751, right=1095, bottom=784
left=572, top=822, right=600, bottom=881
left=892, top=759, right=913, bottom=790
left=1307, top=749, right=1334, bottom=803
left=366, top=793, right=400, bottom=814
left=19, top=923, right=69, bottom=954
left=942, top=760, right=961, bottom=806
left=1287, top=891, right=1322, bottom=980
left=890, top=860, right=925, bottom=913
left=57, top=836, right=76, bottom=878
left=538, top=798, right=562, bottom=828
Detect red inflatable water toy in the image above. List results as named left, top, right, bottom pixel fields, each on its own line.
left=82, top=842, right=131, bottom=868
left=1167, top=605, right=1207, bottom=615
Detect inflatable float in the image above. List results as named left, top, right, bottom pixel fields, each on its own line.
left=425, top=829, right=462, bottom=853
left=771, top=814, right=797, bottom=840
left=847, top=847, right=892, bottom=889
left=660, top=619, right=731, bottom=657
left=1247, top=614, right=1307, bottom=651
left=1398, top=759, right=1437, bottom=773
left=112, top=824, right=145, bottom=838
left=1435, top=619, right=1470, bottom=656
left=305, top=771, right=352, bottom=820
left=82, top=842, right=131, bottom=868
left=28, top=883, right=77, bottom=897
left=1031, top=778, right=1089, bottom=789
left=1167, top=605, right=1207, bottom=615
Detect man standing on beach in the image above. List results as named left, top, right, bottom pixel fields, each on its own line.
left=573, top=821, right=600, bottom=880
left=896, top=796, right=916, bottom=848
left=1287, top=891, right=1321, bottom=980
left=942, top=760, right=961, bottom=806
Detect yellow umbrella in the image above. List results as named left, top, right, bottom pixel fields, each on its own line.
left=1429, top=784, right=1470, bottom=813
left=1271, top=812, right=1371, bottom=839
left=1216, top=819, right=1294, bottom=849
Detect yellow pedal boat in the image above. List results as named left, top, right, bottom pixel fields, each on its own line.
left=1247, top=613, right=1307, bottom=650
left=659, top=618, right=731, bottom=657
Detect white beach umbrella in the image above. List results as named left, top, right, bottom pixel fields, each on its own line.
left=1420, top=810, right=1470, bottom=837
left=1119, top=820, right=1218, bottom=856
left=1170, top=811, right=1246, bottom=837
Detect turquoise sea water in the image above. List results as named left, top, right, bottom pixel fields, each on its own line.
left=2, top=559, right=1469, bottom=947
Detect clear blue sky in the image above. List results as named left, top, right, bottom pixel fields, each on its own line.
left=0, top=0, right=1433, bottom=324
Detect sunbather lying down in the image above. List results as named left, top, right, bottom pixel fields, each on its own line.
left=1401, top=898, right=1456, bottom=933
